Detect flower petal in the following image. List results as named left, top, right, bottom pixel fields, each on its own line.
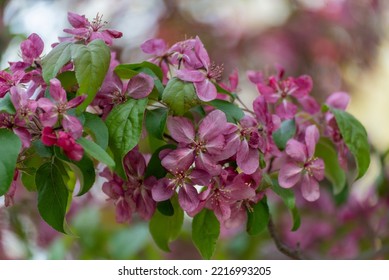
left=236, top=140, right=259, bottom=175
left=141, top=38, right=167, bottom=56
left=326, top=91, right=350, bottom=110
left=195, top=152, right=221, bottom=175
left=115, top=198, right=132, bottom=223
left=310, top=158, right=325, bottom=181
left=40, top=111, right=58, bottom=127
left=62, top=115, right=83, bottom=139
left=67, top=12, right=89, bottom=28
left=278, top=162, right=303, bottom=188
left=292, top=75, right=313, bottom=98
left=49, top=78, right=66, bottom=103
left=66, top=95, right=86, bottom=109
left=194, top=36, right=210, bottom=68
left=285, top=139, right=307, bottom=162
left=178, top=184, right=199, bottom=212
left=151, top=178, right=175, bottom=201
left=276, top=100, right=297, bottom=119
left=38, top=98, right=56, bottom=112
left=161, top=147, right=195, bottom=173
left=301, top=174, right=320, bottom=202
left=198, top=109, right=228, bottom=140
left=123, top=149, right=146, bottom=178
left=305, top=125, right=319, bottom=158
left=126, top=73, right=154, bottom=99
left=194, top=79, right=217, bottom=102
left=167, top=116, right=195, bottom=144
left=176, top=69, right=205, bottom=82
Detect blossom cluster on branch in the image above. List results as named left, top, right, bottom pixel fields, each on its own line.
left=0, top=12, right=370, bottom=259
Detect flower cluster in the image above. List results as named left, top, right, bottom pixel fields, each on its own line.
left=0, top=11, right=369, bottom=259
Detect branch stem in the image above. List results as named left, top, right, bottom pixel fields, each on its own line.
left=268, top=216, right=306, bottom=260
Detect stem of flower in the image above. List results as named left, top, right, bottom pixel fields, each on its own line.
left=235, top=95, right=254, bottom=115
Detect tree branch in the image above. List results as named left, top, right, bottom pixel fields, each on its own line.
left=268, top=216, right=306, bottom=260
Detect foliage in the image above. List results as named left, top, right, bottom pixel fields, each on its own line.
left=0, top=11, right=371, bottom=260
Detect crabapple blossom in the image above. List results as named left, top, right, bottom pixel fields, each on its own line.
left=161, top=109, right=234, bottom=176
left=278, top=125, right=325, bottom=201
left=175, top=37, right=223, bottom=101
left=38, top=78, right=85, bottom=138
left=101, top=149, right=156, bottom=222
left=62, top=12, right=122, bottom=45
left=253, top=68, right=313, bottom=119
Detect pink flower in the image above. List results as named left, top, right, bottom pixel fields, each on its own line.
left=41, top=127, right=57, bottom=146
left=10, top=86, right=38, bottom=126
left=195, top=170, right=259, bottom=223
left=38, top=78, right=85, bottom=138
left=0, top=70, right=31, bottom=98
left=161, top=110, right=234, bottom=176
left=101, top=149, right=156, bottom=221
left=63, top=12, right=122, bottom=45
left=254, top=69, right=313, bottom=119
left=10, top=33, right=44, bottom=72
left=175, top=37, right=223, bottom=101
left=278, top=125, right=324, bottom=201
left=122, top=149, right=156, bottom=220
left=57, top=131, right=84, bottom=161
left=152, top=168, right=211, bottom=213
left=224, top=96, right=280, bottom=174
left=141, top=38, right=168, bottom=57
left=101, top=169, right=133, bottom=223
left=325, top=91, right=350, bottom=169
left=96, top=72, right=154, bottom=117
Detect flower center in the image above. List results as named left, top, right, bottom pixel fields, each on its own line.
left=91, top=13, right=107, bottom=32
left=57, top=102, right=68, bottom=114
left=208, top=62, right=223, bottom=81
left=193, top=139, right=207, bottom=154
left=111, top=90, right=126, bottom=104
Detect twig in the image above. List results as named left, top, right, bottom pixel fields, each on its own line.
left=268, top=216, right=306, bottom=260
left=235, top=95, right=254, bottom=115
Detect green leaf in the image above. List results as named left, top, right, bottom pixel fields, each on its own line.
left=331, top=108, right=370, bottom=180
left=54, top=147, right=96, bottom=196
left=77, top=137, right=115, bottom=169
left=20, top=149, right=45, bottom=192
left=246, top=196, right=270, bottom=236
left=145, top=108, right=168, bottom=140
left=157, top=200, right=174, bottom=216
left=149, top=196, right=184, bottom=252
left=145, top=144, right=176, bottom=179
left=72, top=40, right=111, bottom=112
left=115, top=62, right=163, bottom=81
left=114, top=65, right=139, bottom=79
left=105, top=98, right=148, bottom=172
left=315, top=138, right=346, bottom=194
left=162, top=78, right=200, bottom=115
left=0, top=129, right=22, bottom=196
left=32, top=139, right=53, bottom=158
left=83, top=112, right=109, bottom=150
left=56, top=71, right=78, bottom=92
left=192, top=208, right=220, bottom=259
left=272, top=119, right=296, bottom=150
left=0, top=93, right=16, bottom=114
left=271, top=178, right=300, bottom=231
left=41, top=42, right=73, bottom=83
left=208, top=99, right=244, bottom=123
left=215, top=83, right=234, bottom=98
left=36, top=162, right=70, bottom=233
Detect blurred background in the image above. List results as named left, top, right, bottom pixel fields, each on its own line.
left=1, top=0, right=389, bottom=259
